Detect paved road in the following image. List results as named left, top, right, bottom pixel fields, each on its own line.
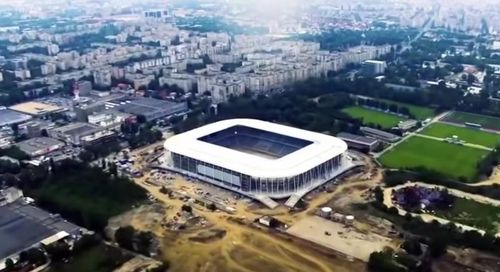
left=398, top=8, right=437, bottom=53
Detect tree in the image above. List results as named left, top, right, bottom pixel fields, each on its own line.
left=25, top=248, right=47, bottom=265
left=4, top=258, right=14, bottom=271
left=45, top=241, right=71, bottom=262
left=109, top=163, right=118, bottom=176
left=373, top=186, right=384, bottom=203
left=181, top=204, right=193, bottom=213
left=11, top=123, right=19, bottom=137
left=73, top=234, right=101, bottom=253
left=402, top=238, right=422, bottom=256
left=428, top=236, right=448, bottom=258
left=399, top=106, right=410, bottom=117
left=78, top=150, right=94, bottom=162
left=136, top=115, right=147, bottom=124
left=40, top=129, right=49, bottom=137
left=388, top=104, right=399, bottom=113
left=367, top=250, right=405, bottom=272
left=115, top=226, right=136, bottom=251
left=207, top=203, right=217, bottom=211
left=136, top=231, right=154, bottom=256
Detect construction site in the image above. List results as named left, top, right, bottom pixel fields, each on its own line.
left=103, top=135, right=500, bottom=272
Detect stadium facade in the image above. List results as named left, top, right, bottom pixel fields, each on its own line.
left=163, top=119, right=354, bottom=207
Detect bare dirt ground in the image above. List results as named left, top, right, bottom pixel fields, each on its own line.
left=287, top=216, right=394, bottom=261
left=114, top=255, right=163, bottom=272
left=121, top=145, right=391, bottom=271
left=127, top=175, right=365, bottom=271
left=471, top=166, right=500, bottom=186
left=447, top=247, right=500, bottom=272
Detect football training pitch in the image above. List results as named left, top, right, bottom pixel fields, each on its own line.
left=341, top=106, right=405, bottom=129
left=380, top=136, right=489, bottom=182
left=421, top=123, right=500, bottom=148
left=442, top=111, right=500, bottom=132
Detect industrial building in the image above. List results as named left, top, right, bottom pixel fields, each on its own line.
left=0, top=109, right=32, bottom=127
left=0, top=188, right=82, bottom=265
left=163, top=119, right=355, bottom=208
left=337, top=132, right=380, bottom=152
left=362, top=60, right=387, bottom=76
left=49, top=122, right=115, bottom=146
left=107, top=97, right=188, bottom=122
left=16, top=137, right=65, bottom=158
left=397, top=120, right=418, bottom=131
left=360, top=127, right=401, bottom=143
left=9, top=101, right=64, bottom=117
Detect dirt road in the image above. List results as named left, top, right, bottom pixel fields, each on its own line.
left=130, top=175, right=364, bottom=272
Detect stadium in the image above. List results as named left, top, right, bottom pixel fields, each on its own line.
left=163, top=119, right=354, bottom=208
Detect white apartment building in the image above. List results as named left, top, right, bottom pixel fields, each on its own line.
left=93, top=69, right=112, bottom=87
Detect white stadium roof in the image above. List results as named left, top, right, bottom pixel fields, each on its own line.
left=164, top=119, right=348, bottom=179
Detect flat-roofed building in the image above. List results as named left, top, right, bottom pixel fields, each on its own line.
left=360, top=127, right=401, bottom=143
left=50, top=122, right=115, bottom=146
left=0, top=198, right=82, bottom=265
left=337, top=132, right=380, bottom=152
left=0, top=109, right=32, bottom=127
left=16, top=137, right=65, bottom=157
left=107, top=97, right=187, bottom=122
left=9, top=101, right=64, bottom=117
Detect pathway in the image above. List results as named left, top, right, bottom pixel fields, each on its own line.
left=413, top=134, right=493, bottom=151
left=383, top=182, right=500, bottom=237
left=374, top=111, right=451, bottom=158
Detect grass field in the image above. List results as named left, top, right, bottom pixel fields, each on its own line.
left=443, top=111, right=500, bottom=131
left=433, top=197, right=500, bottom=234
left=378, top=99, right=435, bottom=120
left=49, top=245, right=131, bottom=272
left=421, top=123, right=500, bottom=148
left=379, top=136, right=488, bottom=182
left=342, top=106, right=406, bottom=129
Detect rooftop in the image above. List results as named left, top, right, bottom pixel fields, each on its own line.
left=52, top=122, right=103, bottom=137
left=9, top=102, right=63, bottom=116
left=0, top=109, right=32, bottom=127
left=110, top=97, right=187, bottom=117
left=165, top=119, right=347, bottom=178
left=337, top=132, right=379, bottom=145
left=0, top=200, right=81, bottom=260
left=16, top=137, right=65, bottom=156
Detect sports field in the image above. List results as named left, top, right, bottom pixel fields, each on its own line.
left=442, top=111, right=500, bottom=131
left=421, top=123, right=500, bottom=148
left=341, top=106, right=405, bottom=129
left=433, top=197, right=500, bottom=234
left=379, top=136, right=488, bottom=182
left=379, top=99, right=435, bottom=120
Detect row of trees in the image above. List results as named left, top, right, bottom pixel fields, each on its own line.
left=383, top=168, right=500, bottom=201
left=357, top=98, right=413, bottom=118
left=175, top=88, right=362, bottom=136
